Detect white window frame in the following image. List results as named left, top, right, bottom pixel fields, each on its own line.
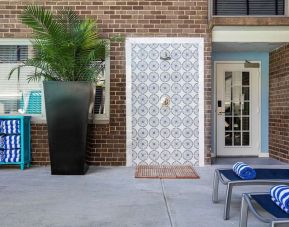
left=0, top=38, right=110, bottom=124
left=0, top=38, right=46, bottom=123
left=93, top=43, right=110, bottom=124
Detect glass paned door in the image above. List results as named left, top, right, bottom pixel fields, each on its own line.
left=224, top=71, right=250, bottom=147
left=217, top=63, right=260, bottom=156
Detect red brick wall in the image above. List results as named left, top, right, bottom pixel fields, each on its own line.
left=269, top=44, right=289, bottom=163
left=31, top=124, right=49, bottom=165
left=0, top=0, right=212, bottom=166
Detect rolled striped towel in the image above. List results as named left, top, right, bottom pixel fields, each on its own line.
left=270, top=185, right=289, bottom=213
left=0, top=120, right=20, bottom=134
left=0, top=150, right=4, bottom=162
left=2, top=135, right=21, bottom=149
left=232, top=162, right=256, bottom=180
left=4, top=149, right=20, bottom=163
left=0, top=136, right=4, bottom=148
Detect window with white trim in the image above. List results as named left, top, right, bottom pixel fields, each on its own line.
left=0, top=40, right=44, bottom=118
left=93, top=45, right=110, bottom=123
left=0, top=39, right=110, bottom=123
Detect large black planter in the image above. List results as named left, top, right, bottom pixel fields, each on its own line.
left=43, top=81, right=95, bottom=175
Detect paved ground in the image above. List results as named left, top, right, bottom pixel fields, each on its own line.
left=0, top=158, right=287, bottom=227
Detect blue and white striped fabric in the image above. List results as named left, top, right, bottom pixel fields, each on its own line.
left=0, top=136, right=4, bottom=149
left=1, top=135, right=21, bottom=149
left=3, top=149, right=20, bottom=163
left=270, top=185, right=289, bottom=214
left=0, top=150, right=4, bottom=162
left=232, top=162, right=256, bottom=180
left=0, top=120, right=20, bottom=134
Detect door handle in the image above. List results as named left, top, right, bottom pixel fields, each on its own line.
left=218, top=111, right=225, bottom=115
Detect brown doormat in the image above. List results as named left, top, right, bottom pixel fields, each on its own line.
left=135, top=165, right=200, bottom=179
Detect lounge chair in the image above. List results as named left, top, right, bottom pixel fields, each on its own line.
left=212, top=168, right=289, bottom=220
left=240, top=193, right=289, bottom=227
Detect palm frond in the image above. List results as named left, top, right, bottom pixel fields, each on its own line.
left=10, top=5, right=112, bottom=82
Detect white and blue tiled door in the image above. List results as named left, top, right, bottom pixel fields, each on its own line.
left=126, top=38, right=204, bottom=166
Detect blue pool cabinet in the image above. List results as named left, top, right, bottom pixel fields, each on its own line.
left=0, top=116, right=31, bottom=170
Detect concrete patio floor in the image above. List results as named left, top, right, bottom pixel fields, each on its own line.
left=0, top=158, right=288, bottom=227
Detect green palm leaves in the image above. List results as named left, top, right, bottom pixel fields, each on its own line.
left=10, top=5, right=107, bottom=82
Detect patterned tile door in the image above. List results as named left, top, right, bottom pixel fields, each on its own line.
left=126, top=38, right=204, bottom=166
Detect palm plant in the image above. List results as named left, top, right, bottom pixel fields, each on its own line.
left=10, top=5, right=107, bottom=82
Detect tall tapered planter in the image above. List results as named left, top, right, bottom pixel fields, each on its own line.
left=44, top=81, right=95, bottom=175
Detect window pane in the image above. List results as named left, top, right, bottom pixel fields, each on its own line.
left=243, top=132, right=250, bottom=146
left=242, top=117, right=250, bottom=130
left=233, top=72, right=242, bottom=87
left=233, top=117, right=241, bottom=130
left=242, top=87, right=249, bottom=100
left=225, top=117, right=232, bottom=131
left=0, top=45, right=28, bottom=63
left=94, top=59, right=108, bottom=116
left=234, top=132, right=241, bottom=146
left=94, top=86, right=104, bottom=114
left=225, top=132, right=232, bottom=146
left=242, top=102, right=250, bottom=115
left=225, top=103, right=232, bottom=115
left=0, top=44, right=43, bottom=116
left=242, top=72, right=250, bottom=85
left=233, top=102, right=241, bottom=115
left=225, top=72, right=232, bottom=103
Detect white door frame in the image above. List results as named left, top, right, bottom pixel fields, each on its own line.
left=214, top=61, right=261, bottom=157
left=125, top=37, right=205, bottom=166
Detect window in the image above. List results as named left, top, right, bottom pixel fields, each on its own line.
left=0, top=40, right=44, bottom=119
left=93, top=46, right=110, bottom=123
left=213, top=0, right=285, bottom=16
left=0, top=39, right=110, bottom=123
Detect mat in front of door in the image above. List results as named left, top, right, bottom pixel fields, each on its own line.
left=135, top=165, right=200, bottom=179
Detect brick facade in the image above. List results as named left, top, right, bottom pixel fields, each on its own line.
left=0, top=0, right=212, bottom=166
left=269, top=44, right=289, bottom=163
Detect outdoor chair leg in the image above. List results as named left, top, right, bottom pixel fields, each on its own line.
left=239, top=195, right=249, bottom=227
left=212, top=170, right=220, bottom=203
left=271, top=221, right=289, bottom=227
left=224, top=183, right=233, bottom=220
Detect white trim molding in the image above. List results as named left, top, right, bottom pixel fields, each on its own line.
left=125, top=39, right=133, bottom=167
left=213, top=26, right=289, bottom=43
left=259, top=152, right=269, bottom=158
left=125, top=37, right=205, bottom=167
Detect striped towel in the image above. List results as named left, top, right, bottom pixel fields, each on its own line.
left=0, top=136, right=4, bottom=149
left=270, top=185, right=289, bottom=213
left=2, top=135, right=21, bottom=149
left=232, top=162, right=256, bottom=180
left=0, top=150, right=4, bottom=162
left=0, top=120, right=20, bottom=134
left=3, top=149, right=20, bottom=163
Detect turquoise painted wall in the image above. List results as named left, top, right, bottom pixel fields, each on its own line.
left=212, top=52, right=269, bottom=154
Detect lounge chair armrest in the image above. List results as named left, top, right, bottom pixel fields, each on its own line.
left=271, top=220, right=289, bottom=227
left=244, top=193, right=275, bottom=224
